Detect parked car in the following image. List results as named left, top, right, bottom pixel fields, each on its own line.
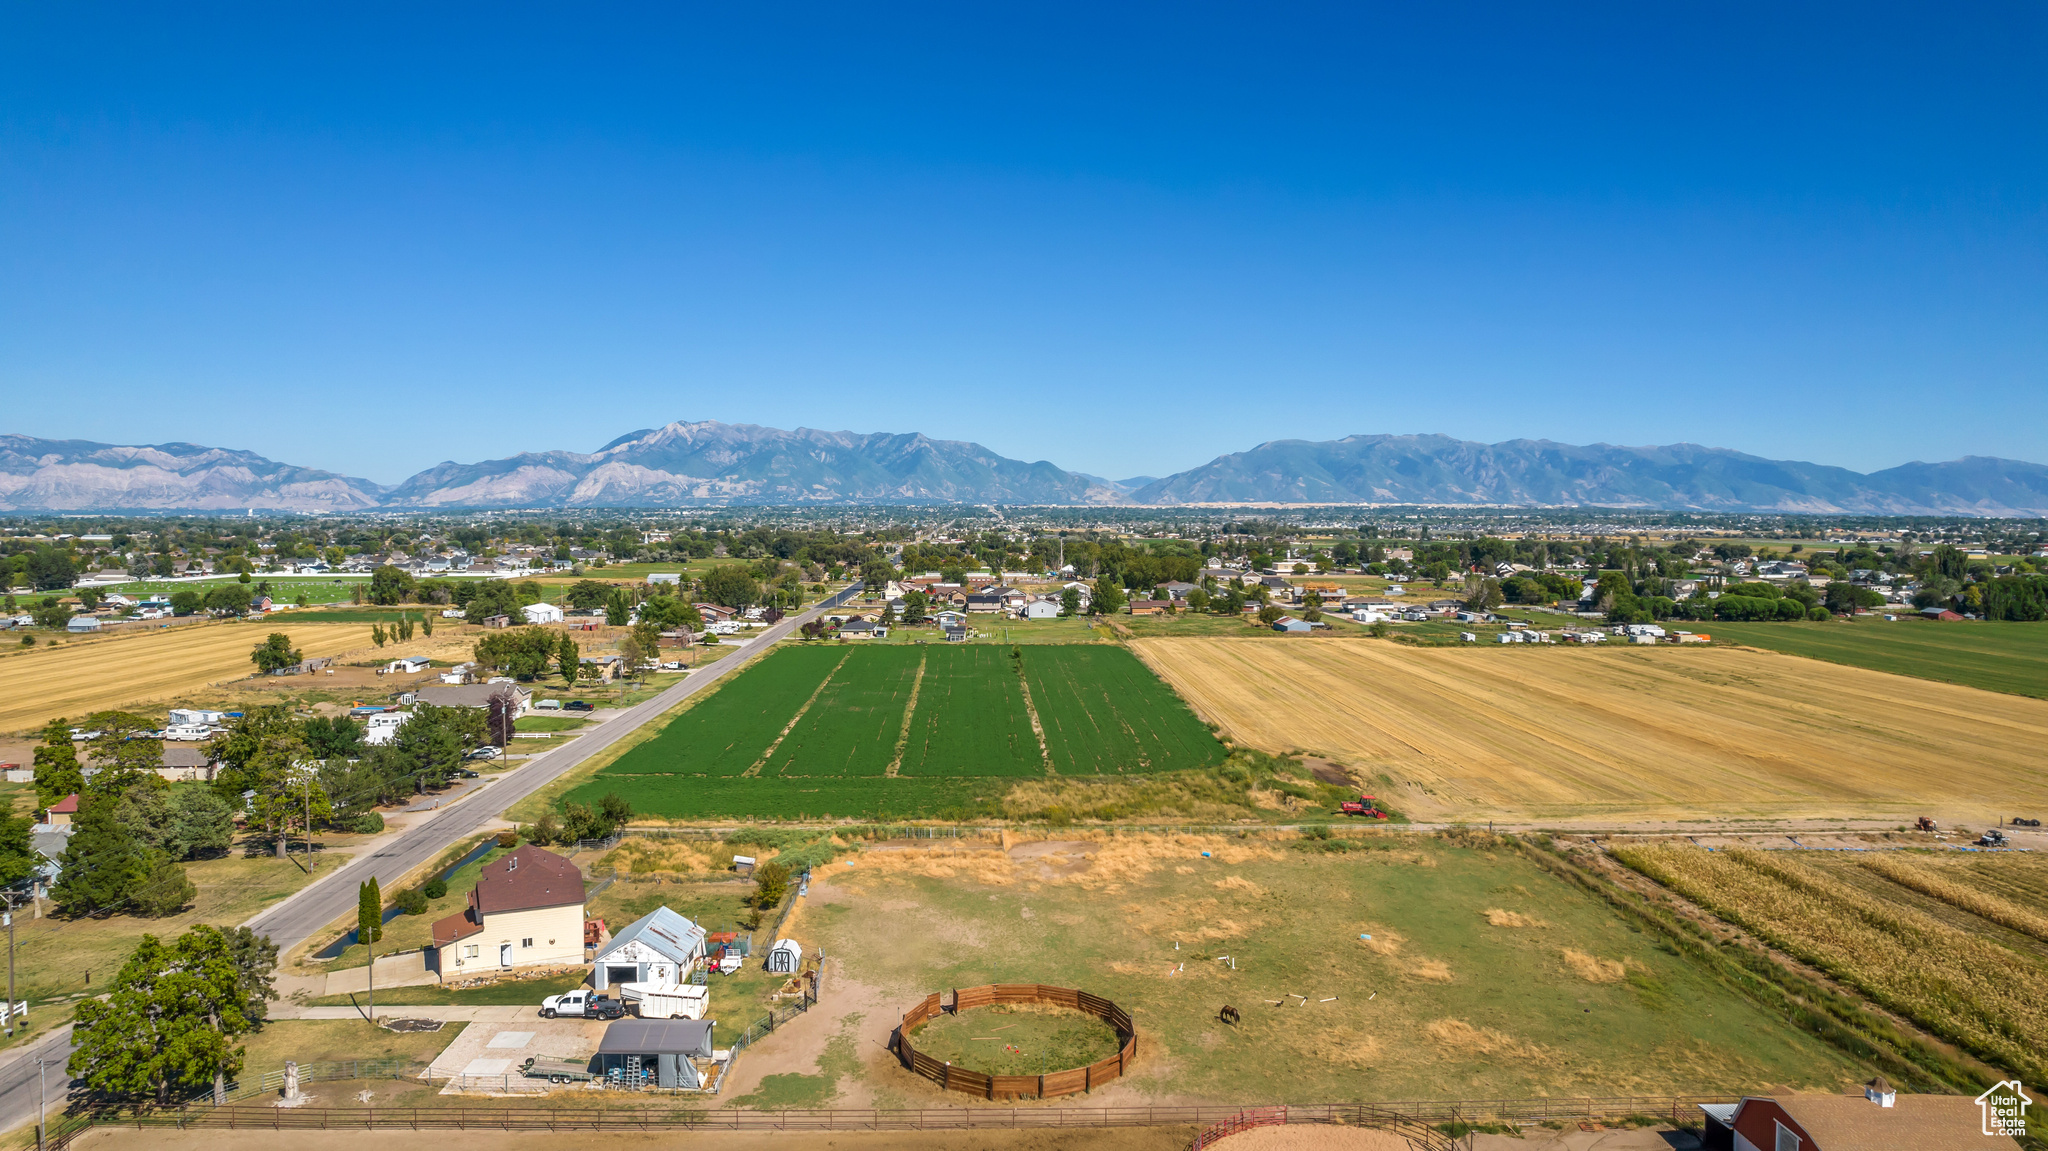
left=467, top=745, right=503, bottom=760
left=564, top=700, right=594, bottom=712
left=659, top=661, right=684, bottom=671
left=540, top=990, right=624, bottom=1020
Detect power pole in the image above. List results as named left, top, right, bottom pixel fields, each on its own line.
left=4, top=904, right=13, bottom=1038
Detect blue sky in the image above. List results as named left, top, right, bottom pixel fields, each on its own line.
left=3, top=3, right=2044, bottom=485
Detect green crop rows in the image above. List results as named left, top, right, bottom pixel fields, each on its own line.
left=765, top=646, right=923, bottom=778
left=567, top=642, right=1225, bottom=819
left=897, top=647, right=1044, bottom=777
left=602, top=645, right=844, bottom=776
left=1023, top=645, right=1225, bottom=775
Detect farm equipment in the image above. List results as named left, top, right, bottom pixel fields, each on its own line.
left=1340, top=795, right=1389, bottom=819
left=2013, top=817, right=2042, bottom=828
left=1978, top=829, right=2011, bottom=848
left=1915, top=817, right=1938, bottom=833
left=519, top=1056, right=595, bottom=1084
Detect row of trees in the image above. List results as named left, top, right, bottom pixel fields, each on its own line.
left=69, top=924, right=278, bottom=1106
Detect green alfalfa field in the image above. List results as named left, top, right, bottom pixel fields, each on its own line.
left=559, top=642, right=1228, bottom=819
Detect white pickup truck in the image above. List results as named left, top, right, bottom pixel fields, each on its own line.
left=539, top=990, right=624, bottom=1020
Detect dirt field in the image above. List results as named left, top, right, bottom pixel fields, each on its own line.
left=0, top=620, right=418, bottom=732
left=1131, top=638, right=2048, bottom=821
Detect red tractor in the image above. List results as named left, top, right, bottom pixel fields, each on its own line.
left=1340, top=795, right=1389, bottom=819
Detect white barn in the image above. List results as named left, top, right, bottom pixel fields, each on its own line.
left=593, top=906, right=707, bottom=990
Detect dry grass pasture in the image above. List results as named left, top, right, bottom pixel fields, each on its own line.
left=1131, top=637, right=2048, bottom=821
left=0, top=621, right=383, bottom=731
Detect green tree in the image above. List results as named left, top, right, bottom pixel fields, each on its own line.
left=168, top=589, right=202, bottom=616
left=29, top=597, right=71, bottom=630
left=358, top=877, right=383, bottom=945
left=1463, top=578, right=1504, bottom=612
left=1090, top=578, right=1126, bottom=615
left=605, top=588, right=631, bottom=627
left=474, top=626, right=559, bottom=679
left=166, top=788, right=235, bottom=860
left=1256, top=604, right=1284, bottom=625
left=85, top=712, right=165, bottom=797
left=565, top=579, right=613, bottom=609
left=637, top=596, right=701, bottom=632
left=749, top=859, right=791, bottom=909
left=217, top=926, right=280, bottom=1029
left=53, top=799, right=154, bottom=916
left=1058, top=587, right=1079, bottom=617
left=0, top=812, right=37, bottom=886
left=133, top=853, right=197, bottom=916
left=25, top=546, right=78, bottom=591
left=249, top=633, right=301, bottom=674
left=556, top=634, right=580, bottom=682
left=201, top=582, right=252, bottom=616
left=68, top=926, right=255, bottom=1106
left=32, top=720, right=84, bottom=808
left=701, top=565, right=761, bottom=609
left=367, top=565, right=415, bottom=605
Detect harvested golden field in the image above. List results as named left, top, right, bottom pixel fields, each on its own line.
left=0, top=621, right=386, bottom=732
left=1130, top=638, right=2048, bottom=820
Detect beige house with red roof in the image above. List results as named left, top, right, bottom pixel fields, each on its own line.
left=431, top=845, right=586, bottom=974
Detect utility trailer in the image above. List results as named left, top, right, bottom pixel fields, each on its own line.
left=520, top=1056, right=596, bottom=1084
left=619, top=981, right=710, bottom=1020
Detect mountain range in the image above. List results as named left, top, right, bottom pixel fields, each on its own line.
left=3, top=423, right=2046, bottom=516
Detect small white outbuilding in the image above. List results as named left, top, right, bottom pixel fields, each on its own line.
left=765, top=938, right=803, bottom=974
left=522, top=602, right=565, bottom=625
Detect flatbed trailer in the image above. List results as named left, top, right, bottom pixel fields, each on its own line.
left=520, top=1056, right=596, bottom=1084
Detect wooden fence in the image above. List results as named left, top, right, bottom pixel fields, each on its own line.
left=44, top=1095, right=1736, bottom=1149
left=892, top=984, right=1138, bottom=1101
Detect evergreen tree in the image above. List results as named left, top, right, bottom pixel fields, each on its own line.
left=556, top=634, right=580, bottom=682
left=0, top=813, right=36, bottom=886
left=69, top=926, right=254, bottom=1106
left=217, top=926, right=280, bottom=1029
left=358, top=877, right=382, bottom=945
left=31, top=720, right=83, bottom=808
left=53, top=800, right=153, bottom=916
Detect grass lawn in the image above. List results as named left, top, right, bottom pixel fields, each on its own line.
left=305, top=837, right=510, bottom=970
left=909, top=1004, right=1122, bottom=1076
left=809, top=832, right=1872, bottom=1103
left=1706, top=616, right=2048, bottom=699
left=514, top=715, right=590, bottom=733
left=307, top=971, right=585, bottom=1008
left=238, top=1018, right=466, bottom=1073
left=0, top=842, right=330, bottom=1051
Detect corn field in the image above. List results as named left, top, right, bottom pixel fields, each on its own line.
left=1855, top=853, right=2048, bottom=945
left=1613, top=844, right=2048, bottom=1083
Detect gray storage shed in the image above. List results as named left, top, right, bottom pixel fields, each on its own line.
left=597, top=1018, right=716, bottom=1090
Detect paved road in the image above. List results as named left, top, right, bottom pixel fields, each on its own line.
left=0, top=583, right=863, bottom=1138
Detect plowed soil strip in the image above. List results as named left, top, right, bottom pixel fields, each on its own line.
left=740, top=651, right=850, bottom=777
left=883, top=652, right=928, bottom=778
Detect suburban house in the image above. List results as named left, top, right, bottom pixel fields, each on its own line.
left=521, top=602, right=566, bottom=625
left=838, top=618, right=886, bottom=639
left=943, top=624, right=968, bottom=642
left=1160, top=581, right=1197, bottom=601
left=965, top=594, right=1005, bottom=613
left=592, top=906, right=708, bottom=990
left=694, top=603, right=737, bottom=624
left=156, top=746, right=216, bottom=783
left=1701, top=1084, right=2022, bottom=1150
left=1128, top=600, right=1169, bottom=616
left=933, top=610, right=967, bottom=629
left=42, top=794, right=78, bottom=828
left=431, top=845, right=587, bottom=973
left=579, top=654, right=626, bottom=682
left=66, top=616, right=101, bottom=633
left=1019, top=599, right=1060, bottom=620
left=415, top=682, right=533, bottom=713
